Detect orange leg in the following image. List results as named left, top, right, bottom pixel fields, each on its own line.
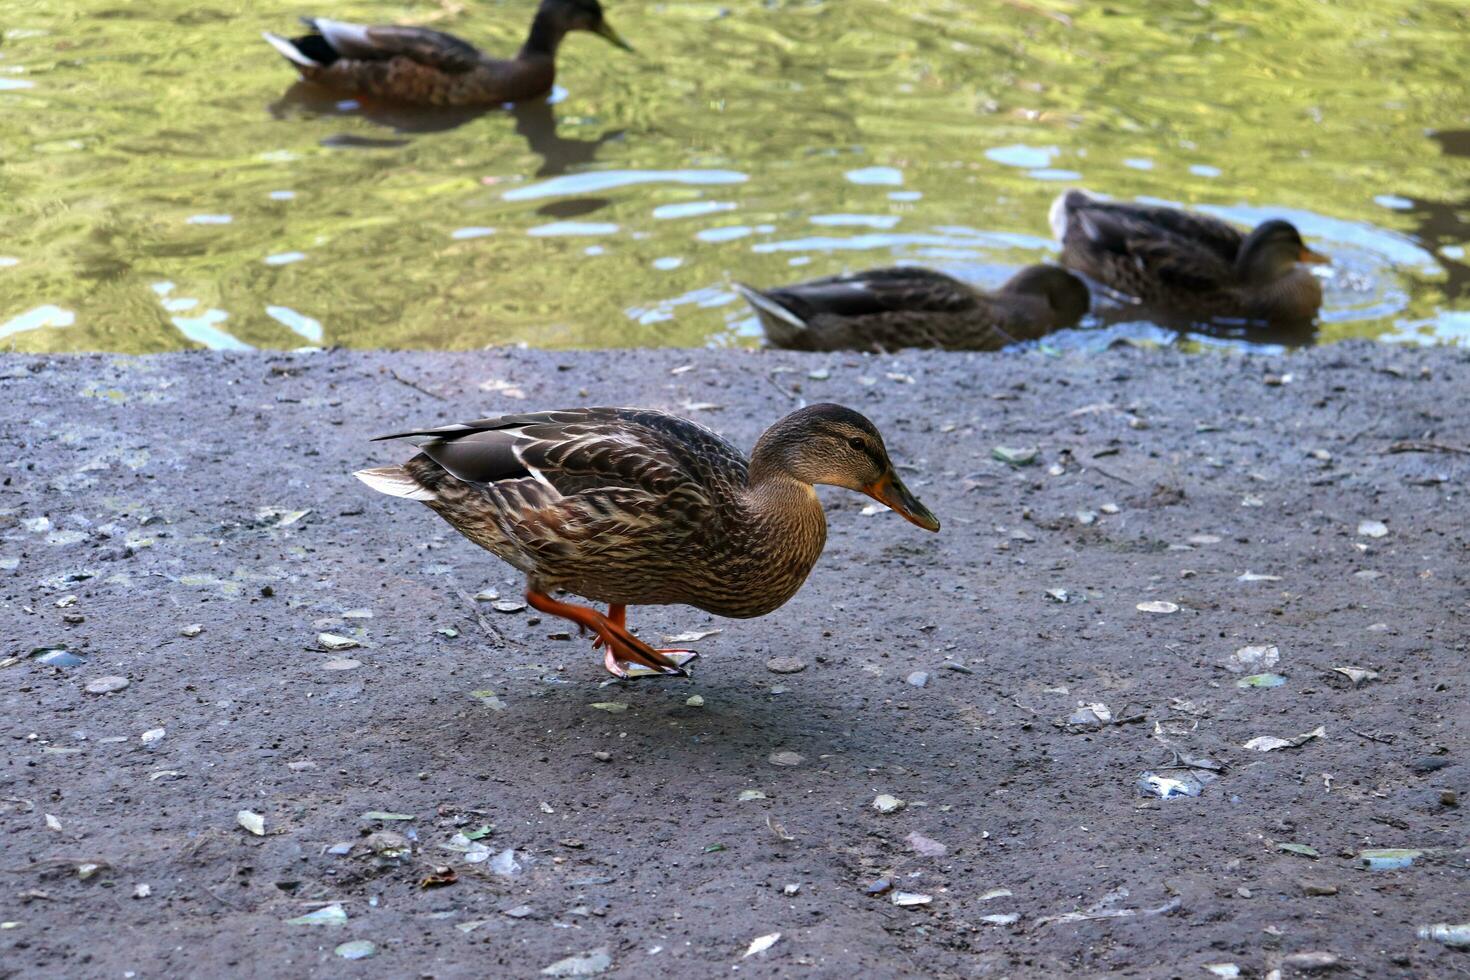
left=526, top=592, right=695, bottom=679
left=591, top=604, right=626, bottom=651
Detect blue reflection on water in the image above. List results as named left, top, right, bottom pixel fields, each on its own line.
left=986, top=144, right=1056, bottom=168
left=266, top=305, right=322, bottom=344
left=528, top=221, right=619, bottom=237
left=171, top=309, right=251, bottom=350
left=504, top=169, right=748, bottom=201
left=844, top=166, right=903, bottom=186
left=653, top=201, right=736, bottom=220
left=0, top=305, right=74, bottom=342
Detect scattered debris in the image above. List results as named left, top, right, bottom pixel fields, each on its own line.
left=664, top=629, right=721, bottom=644
left=236, top=810, right=266, bottom=836
left=1357, top=520, right=1389, bottom=538
left=1237, top=673, right=1287, bottom=688
left=872, top=794, right=906, bottom=814
left=140, top=728, right=165, bottom=746
left=865, top=878, right=893, bottom=896
left=1224, top=644, right=1280, bottom=673
left=132, top=883, right=151, bottom=899
left=768, top=751, right=804, bottom=767
left=361, top=810, right=415, bottom=821
left=317, top=632, right=359, bottom=651
left=286, top=904, right=347, bottom=926
left=1237, top=571, right=1281, bottom=582
left=180, top=624, right=204, bottom=637
left=489, top=848, right=522, bottom=877
left=1136, top=601, right=1179, bottom=614
left=1035, top=887, right=1180, bottom=927
left=322, top=659, right=361, bottom=671
left=1357, top=848, right=1421, bottom=871
left=335, top=940, right=376, bottom=960
left=1331, top=666, right=1379, bottom=687
left=1243, top=726, right=1326, bottom=752
left=1277, top=843, right=1320, bottom=859
left=992, top=446, right=1039, bottom=467
left=84, top=676, right=129, bottom=694
left=905, top=832, right=947, bottom=857
left=765, top=657, right=806, bottom=674
left=1281, top=951, right=1340, bottom=971
left=891, top=891, right=933, bottom=908
left=742, top=932, right=781, bottom=958
left=1136, top=771, right=1213, bottom=799
left=738, top=790, right=767, bottom=802
left=590, top=702, right=628, bottom=713
left=979, top=913, right=1020, bottom=925
left=1417, top=922, right=1470, bottom=948
left=541, top=947, right=612, bottom=977
left=420, top=866, right=458, bottom=888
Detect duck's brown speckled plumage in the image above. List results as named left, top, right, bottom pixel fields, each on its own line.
left=1050, top=189, right=1329, bottom=324
left=264, top=0, right=631, bottom=107
left=357, top=404, right=939, bottom=677
left=737, top=265, right=1090, bottom=353
left=387, top=408, right=827, bottom=618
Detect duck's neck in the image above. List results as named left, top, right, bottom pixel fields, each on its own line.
left=519, top=13, right=566, bottom=58
left=735, top=468, right=829, bottom=600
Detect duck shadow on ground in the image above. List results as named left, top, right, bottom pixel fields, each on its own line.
left=267, top=82, right=624, bottom=175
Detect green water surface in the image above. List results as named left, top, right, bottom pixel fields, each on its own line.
left=2, top=0, right=1467, bottom=352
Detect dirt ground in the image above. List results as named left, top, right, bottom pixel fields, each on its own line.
left=1, top=342, right=1467, bottom=979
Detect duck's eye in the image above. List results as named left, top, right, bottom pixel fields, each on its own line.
left=847, top=437, right=866, bottom=451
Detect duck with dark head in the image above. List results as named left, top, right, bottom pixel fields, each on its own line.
left=736, top=264, right=1090, bottom=353
left=357, top=404, right=939, bottom=679
left=1050, top=189, right=1329, bottom=324
left=264, top=0, right=632, bottom=107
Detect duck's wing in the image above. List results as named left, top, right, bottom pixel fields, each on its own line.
left=303, top=18, right=484, bottom=72
left=1061, top=196, right=1238, bottom=294
left=375, top=408, right=747, bottom=518
left=746, top=267, right=978, bottom=322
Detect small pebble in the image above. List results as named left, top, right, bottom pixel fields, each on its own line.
left=322, top=659, right=361, bottom=671
left=768, top=751, right=804, bottom=767
left=1300, top=882, right=1339, bottom=896
left=180, top=624, right=203, bottom=637
left=872, top=793, right=906, bottom=814
left=492, top=599, right=526, bottom=614
left=593, top=751, right=612, bottom=762
left=765, top=656, right=807, bottom=674
left=905, top=671, right=929, bottom=688
left=85, top=676, right=129, bottom=694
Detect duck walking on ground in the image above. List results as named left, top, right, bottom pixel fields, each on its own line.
left=264, top=0, right=631, bottom=107
left=1049, top=189, right=1329, bottom=324
left=736, top=265, right=1089, bottom=352
left=356, top=405, right=939, bottom=678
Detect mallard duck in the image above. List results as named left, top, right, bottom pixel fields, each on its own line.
left=356, top=405, right=939, bottom=678
left=1049, top=189, right=1330, bottom=323
left=735, top=265, right=1089, bottom=352
left=263, top=0, right=631, bottom=107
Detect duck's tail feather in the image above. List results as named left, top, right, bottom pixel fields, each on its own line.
left=262, top=31, right=323, bottom=68
left=354, top=465, right=437, bottom=502
left=733, top=283, right=809, bottom=347
left=1048, top=189, right=1095, bottom=242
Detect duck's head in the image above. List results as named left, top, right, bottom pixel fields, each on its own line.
left=1237, top=220, right=1329, bottom=284
left=539, top=0, right=632, bottom=51
left=752, top=404, right=940, bottom=531
left=1002, top=265, right=1091, bottom=325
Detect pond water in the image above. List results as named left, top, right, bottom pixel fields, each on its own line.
left=2, top=0, right=1467, bottom=353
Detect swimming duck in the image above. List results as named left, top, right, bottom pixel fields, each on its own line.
left=735, top=265, right=1090, bottom=352
left=263, top=0, right=631, bottom=107
left=356, top=405, right=939, bottom=678
left=1049, top=190, right=1329, bottom=323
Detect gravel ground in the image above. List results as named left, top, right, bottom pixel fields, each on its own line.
left=1, top=342, right=1467, bottom=979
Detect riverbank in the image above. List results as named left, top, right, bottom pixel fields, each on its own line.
left=1, top=343, right=1466, bottom=978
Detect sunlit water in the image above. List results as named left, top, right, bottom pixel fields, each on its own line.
left=2, top=0, right=1467, bottom=353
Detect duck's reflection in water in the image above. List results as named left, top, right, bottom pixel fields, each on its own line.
left=267, top=83, right=622, bottom=174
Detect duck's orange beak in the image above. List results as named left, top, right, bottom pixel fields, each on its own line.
left=1298, top=246, right=1330, bottom=265
left=864, top=471, right=940, bottom=532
